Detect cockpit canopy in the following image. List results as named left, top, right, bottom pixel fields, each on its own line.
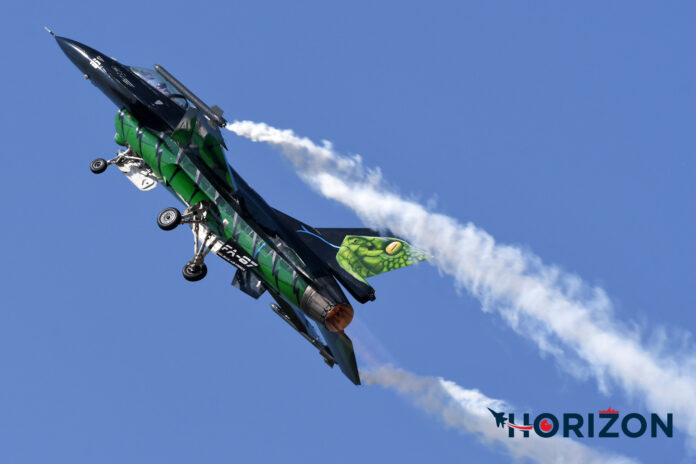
left=130, top=66, right=188, bottom=108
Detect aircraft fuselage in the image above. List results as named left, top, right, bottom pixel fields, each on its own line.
left=55, top=34, right=354, bottom=338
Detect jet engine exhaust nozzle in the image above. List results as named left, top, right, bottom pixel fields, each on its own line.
left=300, top=287, right=354, bottom=332
left=325, top=303, right=354, bottom=333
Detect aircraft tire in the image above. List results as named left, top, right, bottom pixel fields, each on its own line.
left=183, top=263, right=207, bottom=282
left=90, top=158, right=108, bottom=174
left=157, top=207, right=181, bottom=231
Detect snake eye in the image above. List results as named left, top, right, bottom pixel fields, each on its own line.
left=386, top=241, right=402, bottom=255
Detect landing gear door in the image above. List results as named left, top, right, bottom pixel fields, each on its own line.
left=116, top=163, right=158, bottom=191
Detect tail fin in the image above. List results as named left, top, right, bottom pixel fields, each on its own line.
left=273, top=209, right=426, bottom=303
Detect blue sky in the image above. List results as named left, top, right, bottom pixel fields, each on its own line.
left=1, top=1, right=694, bottom=462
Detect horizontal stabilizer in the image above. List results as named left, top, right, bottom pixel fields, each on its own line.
left=317, top=326, right=361, bottom=385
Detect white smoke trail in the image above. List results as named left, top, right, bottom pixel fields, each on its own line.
left=362, top=365, right=637, bottom=464
left=349, top=320, right=637, bottom=463
left=226, top=121, right=696, bottom=438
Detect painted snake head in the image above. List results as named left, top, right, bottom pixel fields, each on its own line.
left=336, top=235, right=427, bottom=282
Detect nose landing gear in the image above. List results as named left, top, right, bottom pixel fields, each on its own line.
left=90, top=149, right=141, bottom=174
left=89, top=149, right=158, bottom=191
left=90, top=158, right=108, bottom=174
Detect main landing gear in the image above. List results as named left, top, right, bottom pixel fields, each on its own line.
left=156, top=207, right=181, bottom=231
left=157, top=204, right=217, bottom=282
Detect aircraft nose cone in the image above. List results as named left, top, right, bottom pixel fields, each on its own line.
left=54, top=36, right=101, bottom=76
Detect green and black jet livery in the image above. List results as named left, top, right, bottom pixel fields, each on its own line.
left=51, top=31, right=426, bottom=385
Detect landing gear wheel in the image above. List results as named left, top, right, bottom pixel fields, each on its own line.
left=183, top=262, right=207, bottom=282
left=157, top=207, right=181, bottom=231
left=90, top=158, right=108, bottom=174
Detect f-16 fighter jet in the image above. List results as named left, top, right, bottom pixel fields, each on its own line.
left=49, top=30, right=426, bottom=385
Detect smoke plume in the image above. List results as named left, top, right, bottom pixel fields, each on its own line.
left=362, top=365, right=637, bottom=464
left=227, top=121, right=696, bottom=439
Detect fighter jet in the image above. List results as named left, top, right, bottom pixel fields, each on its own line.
left=488, top=408, right=507, bottom=428
left=49, top=30, right=426, bottom=385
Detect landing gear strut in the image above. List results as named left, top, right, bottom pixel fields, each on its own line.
left=156, top=204, right=217, bottom=282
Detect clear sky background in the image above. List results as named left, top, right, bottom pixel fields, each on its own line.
left=1, top=1, right=694, bottom=462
